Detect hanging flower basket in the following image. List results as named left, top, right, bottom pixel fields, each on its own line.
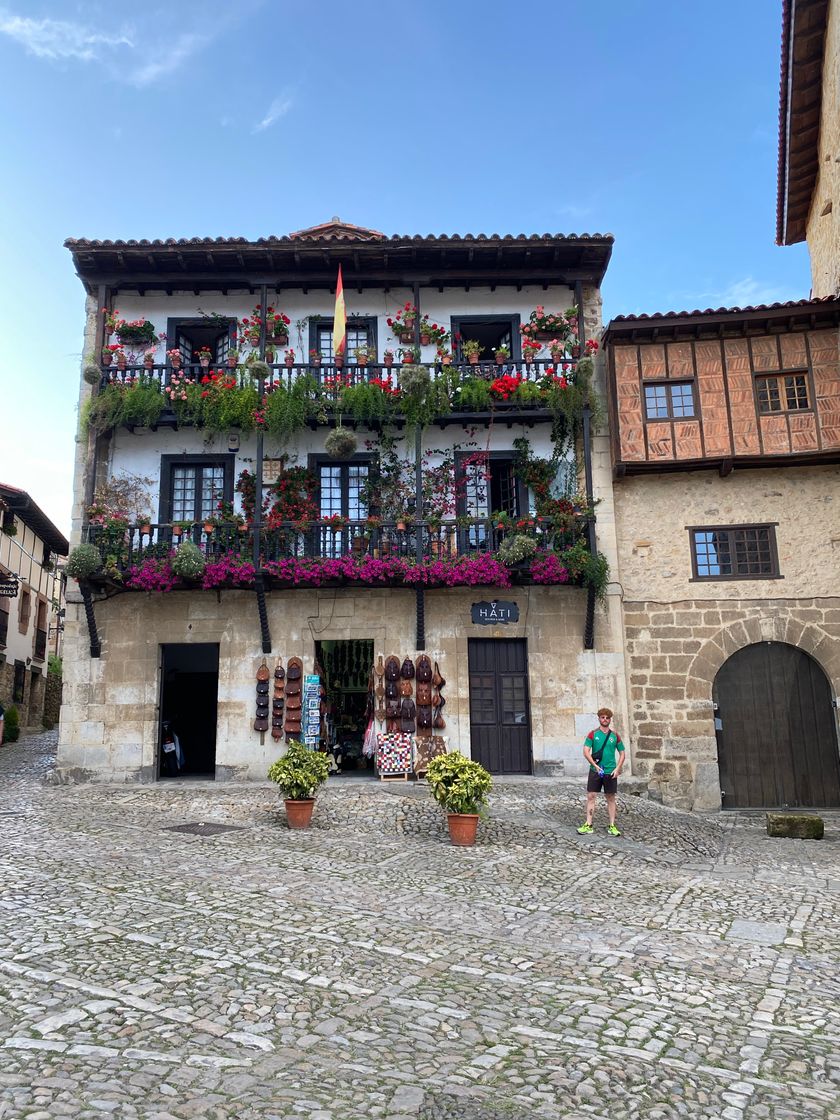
left=325, top=427, right=358, bottom=458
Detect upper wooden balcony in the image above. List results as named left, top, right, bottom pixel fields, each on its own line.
left=91, top=357, right=586, bottom=433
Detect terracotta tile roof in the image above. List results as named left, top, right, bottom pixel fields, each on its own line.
left=64, top=230, right=614, bottom=249
left=0, top=483, right=68, bottom=554
left=777, top=0, right=829, bottom=245
left=609, top=294, right=840, bottom=324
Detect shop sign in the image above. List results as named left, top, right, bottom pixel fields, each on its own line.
left=0, top=575, right=19, bottom=598
left=471, top=600, right=519, bottom=625
left=303, top=674, right=321, bottom=748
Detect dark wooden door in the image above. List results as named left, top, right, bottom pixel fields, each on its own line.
left=714, top=642, right=840, bottom=808
left=468, top=638, right=532, bottom=773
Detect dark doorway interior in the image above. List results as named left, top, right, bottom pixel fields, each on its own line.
left=159, top=643, right=219, bottom=779
left=315, top=638, right=374, bottom=775
left=714, top=641, right=840, bottom=809
left=468, top=638, right=532, bottom=774
left=452, top=315, right=520, bottom=362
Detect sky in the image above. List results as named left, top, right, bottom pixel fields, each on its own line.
left=0, top=1, right=811, bottom=537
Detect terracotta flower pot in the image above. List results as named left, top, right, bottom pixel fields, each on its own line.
left=199, top=357, right=211, bottom=369
left=203, top=522, right=214, bottom=534
left=420, top=333, right=431, bottom=346
left=285, top=798, right=315, bottom=829
left=357, top=356, right=368, bottom=367
left=171, top=357, right=182, bottom=370
left=383, top=356, right=394, bottom=367
left=172, top=526, right=182, bottom=539
left=441, top=356, right=452, bottom=366
left=140, top=523, right=152, bottom=535
left=101, top=353, right=113, bottom=366
left=285, top=355, right=295, bottom=367
left=117, top=357, right=127, bottom=370
left=334, top=356, right=345, bottom=369
left=273, top=331, right=289, bottom=346
left=468, top=354, right=479, bottom=365
left=396, top=520, right=406, bottom=531
left=227, top=356, right=238, bottom=368
left=495, top=354, right=508, bottom=365
left=447, top=813, right=479, bottom=846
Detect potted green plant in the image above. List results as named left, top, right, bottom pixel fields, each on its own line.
left=171, top=540, right=206, bottom=581
left=171, top=520, right=193, bottom=539
left=309, top=348, right=323, bottom=367
left=461, top=339, right=484, bottom=364
left=115, top=317, right=157, bottom=346
left=325, top=426, right=358, bottom=458
left=399, top=345, right=420, bottom=365
left=426, top=752, right=492, bottom=846
left=494, top=345, right=511, bottom=365
left=354, top=343, right=376, bottom=367
left=66, top=542, right=102, bottom=580
left=387, top=302, right=418, bottom=343
left=268, top=740, right=331, bottom=828
left=383, top=348, right=395, bottom=368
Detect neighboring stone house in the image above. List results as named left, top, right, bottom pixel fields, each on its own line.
left=777, top=0, right=839, bottom=295
left=0, top=484, right=68, bottom=728
left=604, top=298, right=840, bottom=810
left=58, top=221, right=629, bottom=783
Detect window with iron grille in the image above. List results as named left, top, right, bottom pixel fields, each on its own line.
left=754, top=373, right=809, bottom=414
left=689, top=524, right=780, bottom=580
left=644, top=381, right=696, bottom=420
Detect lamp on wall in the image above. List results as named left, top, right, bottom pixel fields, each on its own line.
left=227, top=432, right=240, bottom=453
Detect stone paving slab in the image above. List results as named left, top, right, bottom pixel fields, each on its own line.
left=0, top=731, right=839, bottom=1118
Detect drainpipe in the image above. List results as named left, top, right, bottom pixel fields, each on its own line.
left=253, top=284, right=271, bottom=653
left=578, top=283, right=597, bottom=651
left=412, top=281, right=425, bottom=651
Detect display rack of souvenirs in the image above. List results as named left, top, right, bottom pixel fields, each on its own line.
left=253, top=659, right=270, bottom=733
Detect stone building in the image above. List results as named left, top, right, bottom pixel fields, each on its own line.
left=58, top=221, right=629, bottom=783
left=777, top=0, right=839, bottom=295
left=0, top=484, right=67, bottom=728
left=604, top=298, right=840, bottom=810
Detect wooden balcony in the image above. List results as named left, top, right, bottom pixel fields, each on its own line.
left=93, top=358, right=582, bottom=431
left=82, top=516, right=592, bottom=594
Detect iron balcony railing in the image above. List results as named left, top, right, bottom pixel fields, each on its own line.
left=84, top=516, right=590, bottom=583
left=98, top=357, right=578, bottom=393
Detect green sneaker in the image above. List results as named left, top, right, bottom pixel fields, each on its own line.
left=577, top=823, right=594, bottom=834
left=607, top=824, right=621, bottom=836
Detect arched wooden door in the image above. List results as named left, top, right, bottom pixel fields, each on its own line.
left=714, top=642, right=840, bottom=808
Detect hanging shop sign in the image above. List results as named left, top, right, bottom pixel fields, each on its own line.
left=471, top=600, right=519, bottom=625
left=0, top=575, right=19, bottom=598
left=303, top=674, right=321, bottom=748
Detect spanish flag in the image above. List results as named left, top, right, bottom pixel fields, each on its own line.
left=333, top=265, right=346, bottom=360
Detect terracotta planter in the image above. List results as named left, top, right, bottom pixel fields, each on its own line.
left=468, top=353, right=480, bottom=365
left=101, top=353, right=113, bottom=366
left=227, top=356, right=238, bottom=368
left=272, top=331, right=289, bottom=346
left=139, top=523, right=152, bottom=535
left=143, top=358, right=154, bottom=370
left=171, top=358, right=182, bottom=370
left=383, top=356, right=394, bottom=367
left=311, top=356, right=322, bottom=367
left=357, top=356, right=368, bottom=367
left=285, top=798, right=315, bottom=829
left=571, top=345, right=581, bottom=358
left=447, top=813, right=479, bottom=846
left=117, top=357, right=127, bottom=370
left=285, top=356, right=295, bottom=367
left=495, top=353, right=508, bottom=365
left=420, top=333, right=431, bottom=346
left=172, top=526, right=182, bottom=539
left=334, top=356, right=345, bottom=369
left=203, top=522, right=214, bottom=534
left=199, top=357, right=211, bottom=369
left=396, top=520, right=406, bottom=532
left=441, top=356, right=452, bottom=366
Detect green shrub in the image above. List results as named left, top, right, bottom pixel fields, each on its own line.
left=3, top=704, right=20, bottom=743
left=171, top=541, right=206, bottom=580
left=48, top=654, right=63, bottom=678
left=426, top=752, right=492, bottom=815
left=66, top=543, right=103, bottom=580
left=268, top=740, right=330, bottom=800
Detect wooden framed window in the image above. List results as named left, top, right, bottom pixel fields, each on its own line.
left=158, top=455, right=235, bottom=524
left=18, top=588, right=31, bottom=634
left=309, top=318, right=377, bottom=363
left=450, top=315, right=521, bottom=362
left=689, top=524, right=781, bottom=581
left=644, top=381, right=696, bottom=420
left=755, top=373, right=809, bottom=414
left=166, top=317, right=237, bottom=365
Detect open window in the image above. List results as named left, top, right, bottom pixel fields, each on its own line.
left=166, top=317, right=237, bottom=365
left=310, top=454, right=372, bottom=557
left=308, top=317, right=378, bottom=363
left=451, top=314, right=521, bottom=362
left=456, top=452, right=527, bottom=550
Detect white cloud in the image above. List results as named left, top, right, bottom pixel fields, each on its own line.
left=253, top=94, right=294, bottom=133
left=697, top=276, right=804, bottom=309
left=0, top=9, right=133, bottom=60
left=129, top=31, right=211, bottom=87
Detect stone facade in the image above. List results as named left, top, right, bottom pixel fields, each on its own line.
left=59, top=580, right=628, bottom=783
left=614, top=466, right=840, bottom=809
left=806, top=0, right=840, bottom=297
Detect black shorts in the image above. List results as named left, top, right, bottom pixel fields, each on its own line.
left=587, top=770, right=617, bottom=795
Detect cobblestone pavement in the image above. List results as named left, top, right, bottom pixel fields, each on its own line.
left=1, top=731, right=839, bottom=1119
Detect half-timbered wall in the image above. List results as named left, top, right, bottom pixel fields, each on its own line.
left=611, top=327, right=840, bottom=466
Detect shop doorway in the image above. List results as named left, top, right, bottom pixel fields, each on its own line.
left=468, top=638, right=532, bottom=773
left=159, top=643, right=219, bottom=779
left=315, top=638, right=375, bottom=775
left=714, top=641, right=840, bottom=808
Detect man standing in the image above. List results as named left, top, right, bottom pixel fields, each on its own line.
left=0, top=699, right=4, bottom=747
left=577, top=707, right=625, bottom=836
